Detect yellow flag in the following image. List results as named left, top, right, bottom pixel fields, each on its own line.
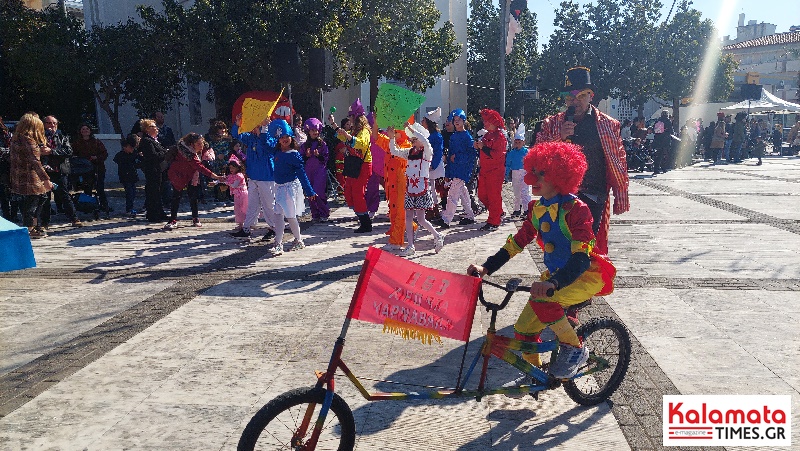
left=240, top=88, right=283, bottom=132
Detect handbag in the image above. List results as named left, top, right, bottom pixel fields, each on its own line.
left=343, top=154, right=362, bottom=178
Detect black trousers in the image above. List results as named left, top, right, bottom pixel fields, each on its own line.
left=20, top=193, right=48, bottom=228
left=40, top=172, right=78, bottom=226
left=144, top=169, right=167, bottom=221
left=577, top=192, right=606, bottom=236
left=170, top=184, right=200, bottom=221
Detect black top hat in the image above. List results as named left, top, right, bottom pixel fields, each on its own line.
left=562, top=67, right=594, bottom=92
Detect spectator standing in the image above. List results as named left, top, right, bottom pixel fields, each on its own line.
left=535, top=66, right=629, bottom=255
left=138, top=119, right=170, bottom=222
left=9, top=113, right=53, bottom=238
left=153, top=112, right=176, bottom=208
left=163, top=133, right=223, bottom=230
left=113, top=134, right=141, bottom=216
left=771, top=123, right=783, bottom=155
left=652, top=110, right=672, bottom=174
left=38, top=116, right=81, bottom=228
left=153, top=111, right=176, bottom=147
left=788, top=119, right=800, bottom=154
left=710, top=120, right=727, bottom=164
left=72, top=123, right=110, bottom=213
left=620, top=119, right=632, bottom=140
left=729, top=113, right=746, bottom=163
left=205, top=120, right=233, bottom=161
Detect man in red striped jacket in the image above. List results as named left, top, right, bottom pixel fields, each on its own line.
left=535, top=67, right=629, bottom=255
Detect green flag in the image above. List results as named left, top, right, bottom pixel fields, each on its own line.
left=375, top=84, right=426, bottom=129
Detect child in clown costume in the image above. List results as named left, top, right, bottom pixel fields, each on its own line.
left=388, top=122, right=445, bottom=257
left=329, top=99, right=373, bottom=233
left=467, top=141, right=615, bottom=380
left=474, top=108, right=508, bottom=231
left=371, top=120, right=410, bottom=252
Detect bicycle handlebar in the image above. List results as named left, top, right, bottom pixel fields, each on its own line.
left=471, top=272, right=554, bottom=311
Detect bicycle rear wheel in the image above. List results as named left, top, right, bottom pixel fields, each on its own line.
left=238, top=386, right=356, bottom=451
left=563, top=317, right=631, bottom=406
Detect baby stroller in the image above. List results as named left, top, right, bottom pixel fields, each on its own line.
left=68, top=157, right=107, bottom=220
left=625, top=139, right=654, bottom=172
left=327, top=168, right=344, bottom=201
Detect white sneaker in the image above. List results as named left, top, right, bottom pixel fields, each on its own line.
left=549, top=344, right=590, bottom=379
left=400, top=246, right=415, bottom=257
left=163, top=220, right=177, bottom=230
left=288, top=240, right=305, bottom=251
left=434, top=235, right=444, bottom=253
left=270, top=244, right=284, bottom=255
left=382, top=243, right=401, bottom=252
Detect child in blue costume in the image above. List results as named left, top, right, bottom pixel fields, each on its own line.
left=468, top=141, right=615, bottom=379
left=440, top=109, right=477, bottom=227
left=269, top=119, right=317, bottom=255
left=505, top=132, right=532, bottom=218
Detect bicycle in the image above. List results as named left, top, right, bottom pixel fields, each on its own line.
left=238, top=272, right=631, bottom=450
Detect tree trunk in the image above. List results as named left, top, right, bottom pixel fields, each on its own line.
left=672, top=97, right=680, bottom=131
left=92, top=87, right=122, bottom=135
left=369, top=75, right=379, bottom=112
left=637, top=104, right=644, bottom=120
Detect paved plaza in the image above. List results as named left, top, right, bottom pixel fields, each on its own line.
left=1, top=155, right=799, bottom=450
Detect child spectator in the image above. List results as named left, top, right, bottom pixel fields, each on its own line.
left=440, top=109, right=477, bottom=228
left=270, top=119, right=317, bottom=255
left=388, top=122, right=444, bottom=256
left=505, top=132, right=532, bottom=218
left=300, top=118, right=330, bottom=222
left=113, top=134, right=141, bottom=216
left=468, top=141, right=616, bottom=379
left=225, top=156, right=248, bottom=231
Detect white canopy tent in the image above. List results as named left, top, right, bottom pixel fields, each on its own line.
left=722, top=88, right=800, bottom=113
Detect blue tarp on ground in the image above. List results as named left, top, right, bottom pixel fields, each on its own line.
left=0, top=217, right=36, bottom=272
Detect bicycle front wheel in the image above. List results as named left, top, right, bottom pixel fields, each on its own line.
left=563, top=317, right=631, bottom=406
left=238, top=386, right=356, bottom=451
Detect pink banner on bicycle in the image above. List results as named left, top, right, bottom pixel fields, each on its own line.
left=347, top=247, right=481, bottom=343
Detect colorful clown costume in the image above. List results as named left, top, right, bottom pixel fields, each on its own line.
left=481, top=193, right=615, bottom=367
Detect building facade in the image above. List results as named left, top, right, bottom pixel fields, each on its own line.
left=722, top=14, right=800, bottom=103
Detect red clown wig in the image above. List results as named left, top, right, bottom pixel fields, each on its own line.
left=523, top=141, right=587, bottom=195
left=480, top=108, right=505, bottom=129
